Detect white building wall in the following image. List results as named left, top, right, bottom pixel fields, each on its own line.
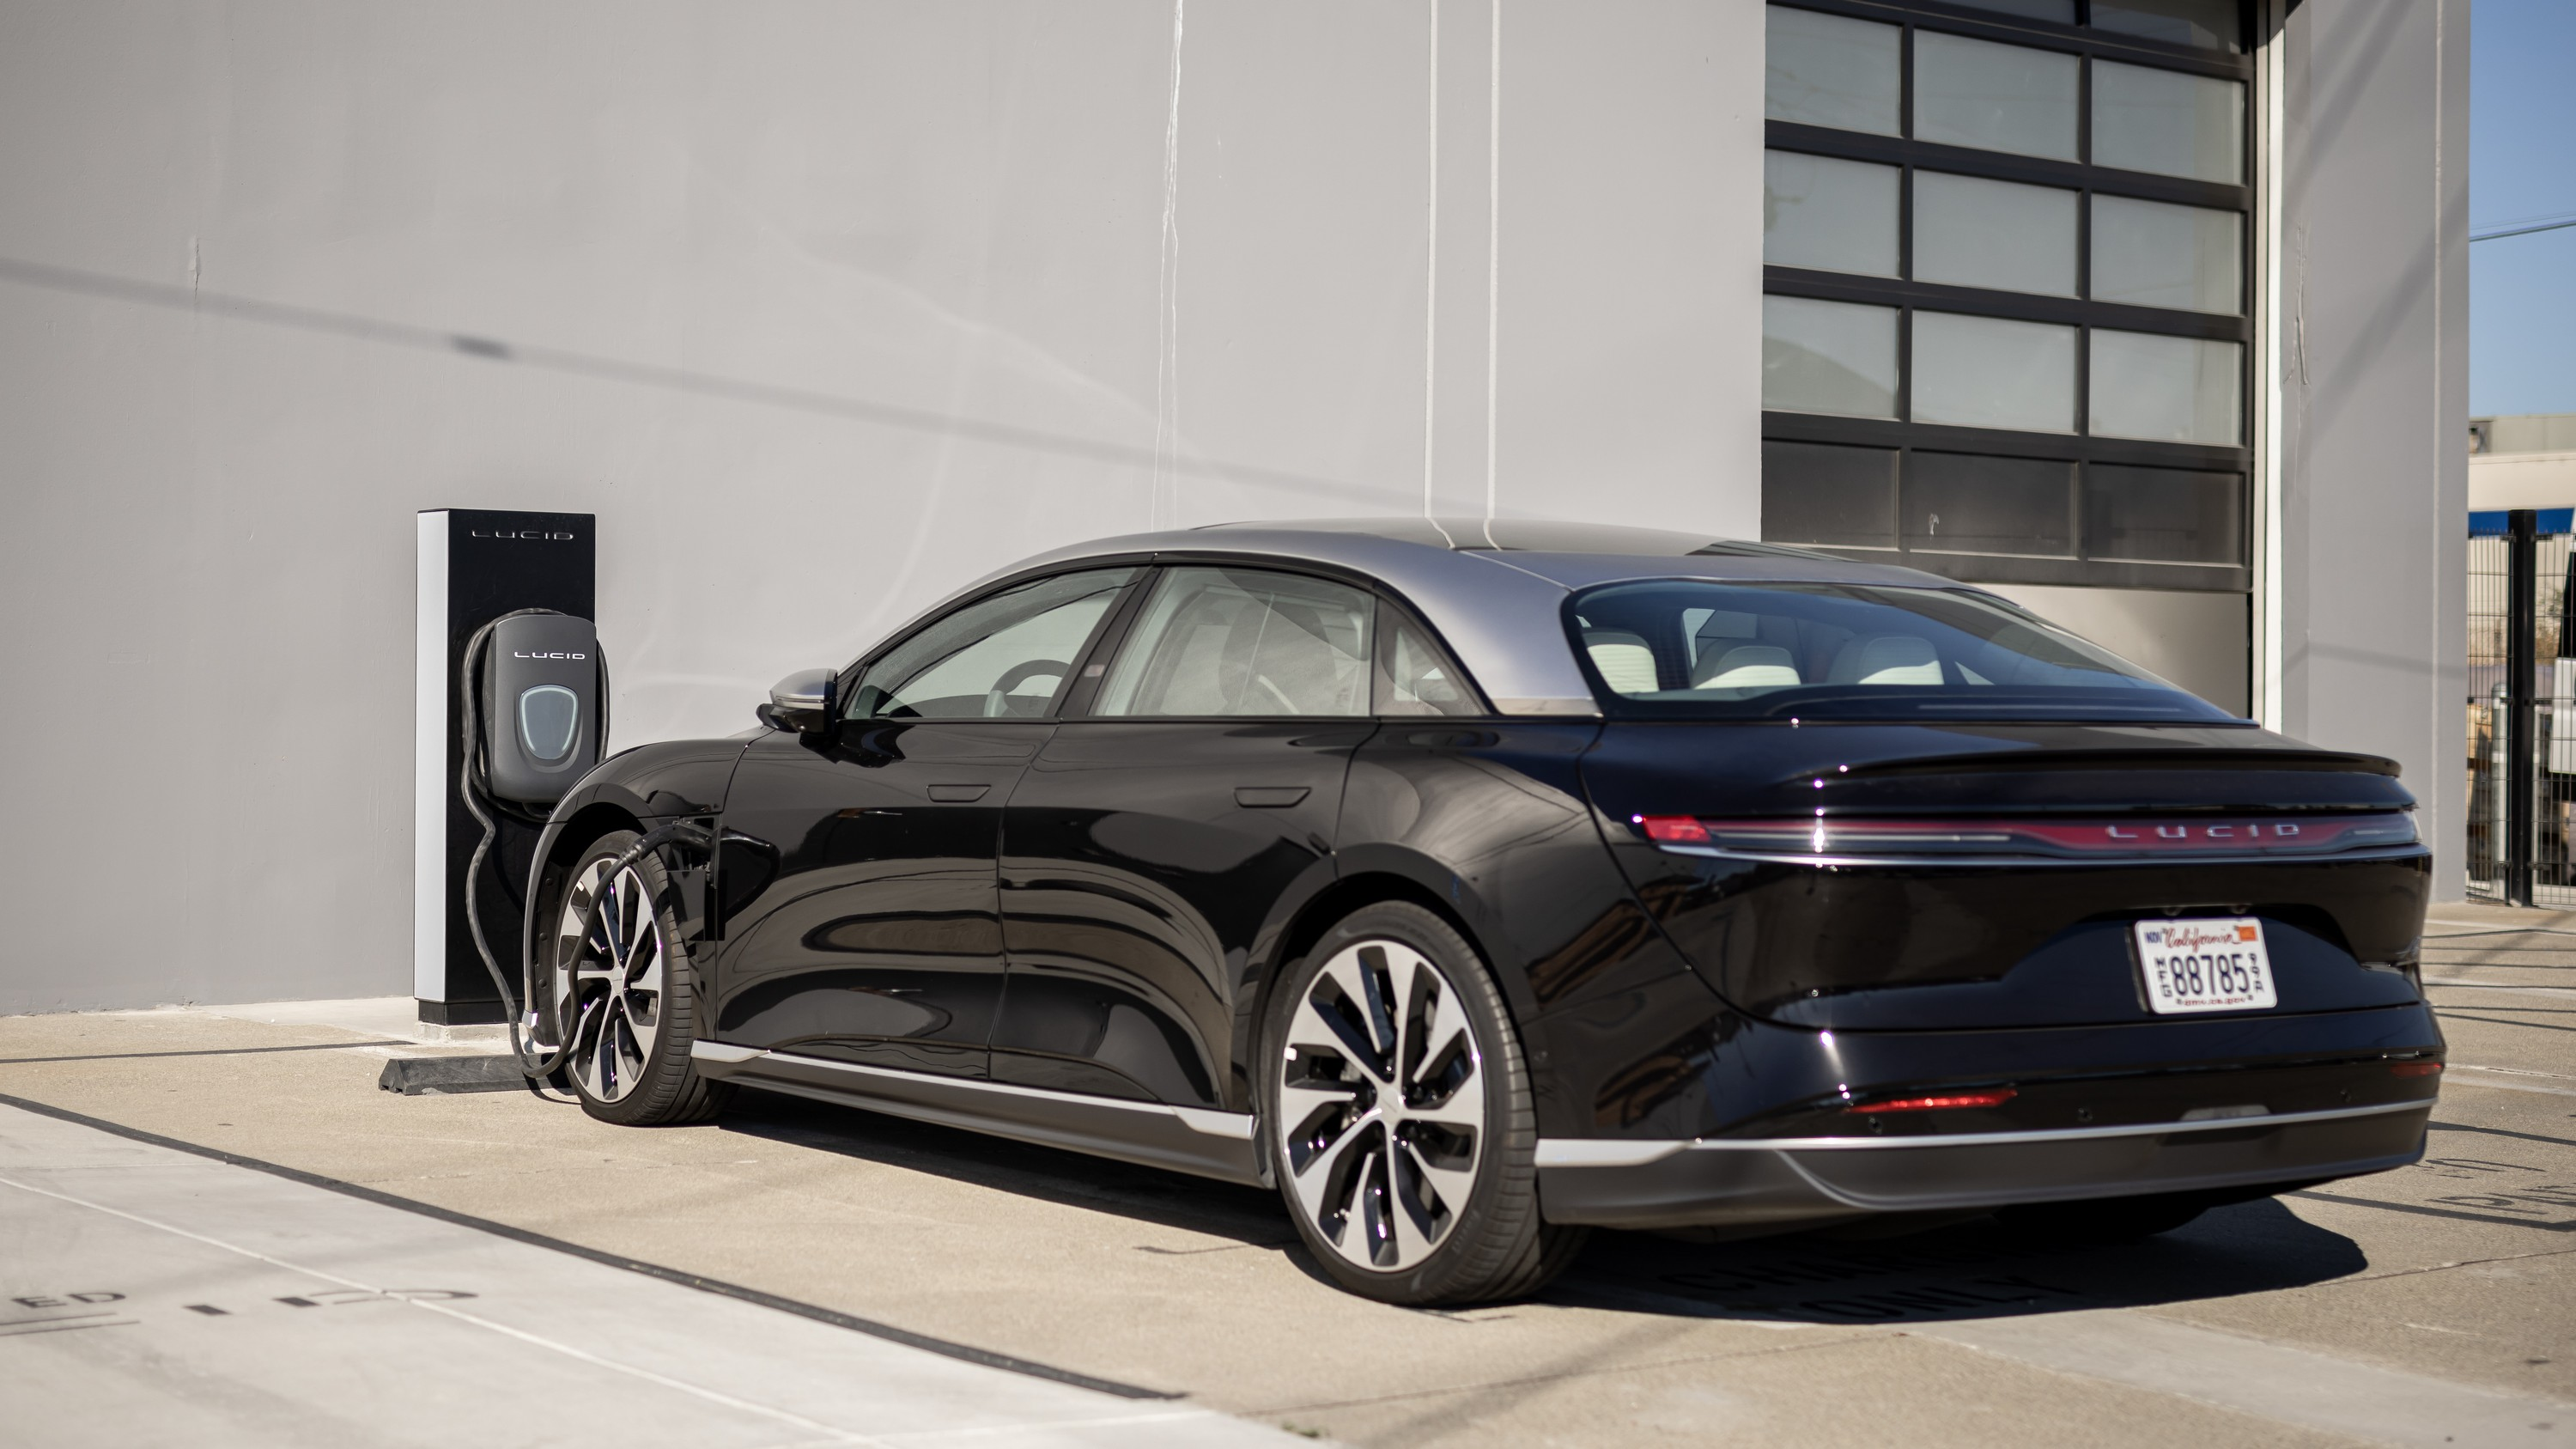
left=0, top=1, right=1762, bottom=1013
left=2271, top=0, right=2472, bottom=901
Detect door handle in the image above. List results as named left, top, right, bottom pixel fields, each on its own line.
left=927, top=783, right=991, bottom=803
left=1235, top=786, right=1310, bottom=808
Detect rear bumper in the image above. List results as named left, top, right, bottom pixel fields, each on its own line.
left=1534, top=1098, right=2429, bottom=1230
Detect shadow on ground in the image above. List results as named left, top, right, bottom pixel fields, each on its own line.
left=718, top=1088, right=1291, bottom=1246
left=716, top=1086, right=2367, bottom=1325
left=1552, top=1198, right=2363, bottom=1324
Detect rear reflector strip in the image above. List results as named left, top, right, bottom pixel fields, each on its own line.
left=1848, top=1089, right=2017, bottom=1113
left=1633, top=813, right=2417, bottom=859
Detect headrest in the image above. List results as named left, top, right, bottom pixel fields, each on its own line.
left=1832, top=634, right=1943, bottom=685
left=1692, top=643, right=1801, bottom=689
left=1583, top=630, right=1659, bottom=695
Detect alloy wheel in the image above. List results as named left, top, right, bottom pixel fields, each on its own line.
left=555, top=857, right=664, bottom=1104
left=1275, top=938, right=1487, bottom=1273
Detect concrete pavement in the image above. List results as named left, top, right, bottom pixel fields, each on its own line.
left=0, top=899, right=2569, bottom=1447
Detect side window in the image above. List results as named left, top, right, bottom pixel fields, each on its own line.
left=844, top=569, right=1135, bottom=721
left=1373, top=607, right=1483, bottom=716
left=1093, top=566, right=1373, bottom=717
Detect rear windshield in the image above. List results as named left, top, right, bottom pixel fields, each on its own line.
left=1567, top=581, right=2238, bottom=722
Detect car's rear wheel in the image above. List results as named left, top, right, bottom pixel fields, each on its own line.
left=1260, top=902, right=1584, bottom=1305
left=544, top=830, right=732, bottom=1126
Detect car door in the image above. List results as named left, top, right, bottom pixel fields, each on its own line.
left=713, top=567, right=1139, bottom=1077
left=993, top=564, right=1377, bottom=1108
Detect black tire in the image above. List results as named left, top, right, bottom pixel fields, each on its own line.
left=1995, top=1191, right=2210, bottom=1245
left=544, top=830, right=733, bottom=1127
left=1258, top=901, right=1585, bottom=1305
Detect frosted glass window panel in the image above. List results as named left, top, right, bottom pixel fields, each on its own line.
left=1911, top=312, right=2077, bottom=433
left=1763, top=441, right=1899, bottom=549
left=2093, top=194, right=2242, bottom=313
left=1913, top=32, right=2079, bottom=161
left=1763, top=296, right=1899, bottom=419
left=2090, top=330, right=2242, bottom=445
left=1765, top=151, right=1900, bottom=277
left=1915, top=172, right=2078, bottom=296
left=1766, top=8, right=1900, bottom=136
left=2093, top=0, right=2242, bottom=52
left=1905, top=453, right=2076, bottom=557
left=2084, top=465, right=2245, bottom=563
left=2093, top=62, right=2245, bottom=183
left=1948, top=0, right=2076, bottom=21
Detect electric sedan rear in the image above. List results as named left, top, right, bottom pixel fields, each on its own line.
left=523, top=520, right=2439, bottom=1305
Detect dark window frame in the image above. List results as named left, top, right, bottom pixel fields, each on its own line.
left=1762, top=0, right=2255, bottom=593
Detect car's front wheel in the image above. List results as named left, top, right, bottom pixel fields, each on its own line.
left=1260, top=902, right=1584, bottom=1305
left=543, top=830, right=733, bottom=1126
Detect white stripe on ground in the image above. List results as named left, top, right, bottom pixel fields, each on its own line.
left=2424, top=979, right=2576, bottom=999
left=2456, top=1063, right=2576, bottom=1081
left=0, top=1169, right=894, bottom=1447
left=0, top=1105, right=1319, bottom=1449
left=2423, top=928, right=2576, bottom=940
left=1922, top=1309, right=2576, bottom=1447
left=2443, top=1067, right=2576, bottom=1099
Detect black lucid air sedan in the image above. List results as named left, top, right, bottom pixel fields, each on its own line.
left=524, top=520, right=2438, bottom=1306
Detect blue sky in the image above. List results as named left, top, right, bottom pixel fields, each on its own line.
left=2471, top=0, right=2576, bottom=417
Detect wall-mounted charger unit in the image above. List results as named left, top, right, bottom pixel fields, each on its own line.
left=483, top=612, right=602, bottom=802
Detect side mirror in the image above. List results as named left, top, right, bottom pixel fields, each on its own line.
left=761, top=667, right=837, bottom=734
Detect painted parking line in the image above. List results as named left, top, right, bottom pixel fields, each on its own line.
left=0, top=1090, right=1157, bottom=1397
left=1923, top=1308, right=2576, bottom=1447
left=2445, top=1067, right=2576, bottom=1099
left=2424, top=980, right=2576, bottom=1001
left=0, top=1104, right=1322, bottom=1449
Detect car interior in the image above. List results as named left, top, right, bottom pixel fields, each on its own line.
left=1574, top=581, right=2180, bottom=704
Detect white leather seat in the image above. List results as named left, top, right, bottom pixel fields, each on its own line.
left=1832, top=634, right=1944, bottom=685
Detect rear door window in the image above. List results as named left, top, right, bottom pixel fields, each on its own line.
left=1094, top=567, right=1373, bottom=717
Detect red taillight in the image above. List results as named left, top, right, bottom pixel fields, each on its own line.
left=2389, top=1061, right=2443, bottom=1078
left=1848, top=1088, right=2017, bottom=1113
left=1634, top=814, right=1710, bottom=843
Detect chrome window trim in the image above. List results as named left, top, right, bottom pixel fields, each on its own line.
left=1534, top=1097, right=2431, bottom=1168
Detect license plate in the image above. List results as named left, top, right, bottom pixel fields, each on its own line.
left=2133, top=917, right=2277, bottom=1014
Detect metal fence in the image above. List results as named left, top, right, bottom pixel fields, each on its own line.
left=2467, top=513, right=2576, bottom=904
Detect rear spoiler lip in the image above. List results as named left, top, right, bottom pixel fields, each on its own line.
left=1828, top=748, right=2404, bottom=781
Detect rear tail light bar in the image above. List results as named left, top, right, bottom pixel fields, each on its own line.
left=1633, top=813, right=2418, bottom=859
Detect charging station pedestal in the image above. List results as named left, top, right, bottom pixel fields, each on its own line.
left=415, top=508, right=596, bottom=1026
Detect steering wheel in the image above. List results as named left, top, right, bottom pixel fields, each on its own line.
left=984, top=659, right=1072, bottom=717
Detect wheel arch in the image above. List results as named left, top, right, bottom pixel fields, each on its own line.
left=549, top=802, right=645, bottom=869
left=520, top=802, right=646, bottom=1002
left=1230, top=864, right=1510, bottom=1134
